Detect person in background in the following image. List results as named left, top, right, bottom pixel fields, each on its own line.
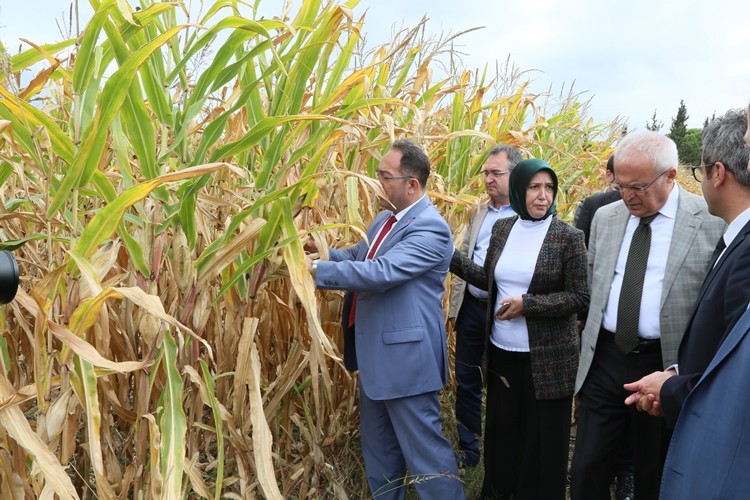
left=574, top=155, right=621, bottom=246
left=624, top=108, right=750, bottom=427
left=306, top=140, right=464, bottom=499
left=450, top=158, right=589, bottom=499
left=570, top=131, right=725, bottom=500
left=448, top=143, right=522, bottom=468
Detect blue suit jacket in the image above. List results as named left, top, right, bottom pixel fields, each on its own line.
left=315, top=196, right=453, bottom=400
left=660, top=219, right=750, bottom=427
left=660, top=305, right=750, bottom=499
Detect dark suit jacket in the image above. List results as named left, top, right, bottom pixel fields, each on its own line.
left=340, top=291, right=357, bottom=371
left=450, top=216, right=590, bottom=399
left=661, top=306, right=750, bottom=499
left=573, top=189, right=622, bottom=247
left=660, top=219, right=750, bottom=427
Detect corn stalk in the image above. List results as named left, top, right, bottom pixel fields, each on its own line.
left=0, top=0, right=623, bottom=497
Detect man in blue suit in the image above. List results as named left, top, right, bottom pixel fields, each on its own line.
left=659, top=305, right=750, bottom=498
left=624, top=108, right=750, bottom=428
left=307, top=140, right=464, bottom=499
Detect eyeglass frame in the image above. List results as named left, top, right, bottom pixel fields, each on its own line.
left=482, top=169, right=510, bottom=178
left=612, top=169, right=669, bottom=194
left=691, top=162, right=715, bottom=182
left=375, top=170, right=415, bottom=182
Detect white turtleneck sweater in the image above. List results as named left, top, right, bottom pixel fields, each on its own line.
left=490, top=216, right=553, bottom=352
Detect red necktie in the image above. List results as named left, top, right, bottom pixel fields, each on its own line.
left=348, top=215, right=398, bottom=327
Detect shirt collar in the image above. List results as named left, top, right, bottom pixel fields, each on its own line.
left=394, top=193, right=426, bottom=221
left=724, top=205, right=750, bottom=247
left=487, top=202, right=511, bottom=213
left=629, top=181, right=679, bottom=221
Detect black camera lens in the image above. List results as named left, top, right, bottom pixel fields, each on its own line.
left=0, top=250, right=19, bottom=304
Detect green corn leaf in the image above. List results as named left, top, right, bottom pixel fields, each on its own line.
left=72, top=353, right=117, bottom=499
left=49, top=24, right=187, bottom=219
left=0, top=87, right=75, bottom=164
left=199, top=360, right=224, bottom=500
left=75, top=163, right=233, bottom=258
left=159, top=333, right=186, bottom=499
left=9, top=39, right=76, bottom=74
left=72, top=0, right=115, bottom=93
left=209, top=114, right=339, bottom=164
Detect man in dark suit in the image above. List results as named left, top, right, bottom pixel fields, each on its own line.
left=574, top=155, right=622, bottom=246
left=307, top=140, right=464, bottom=499
left=660, top=304, right=750, bottom=498
left=658, top=102, right=750, bottom=499
left=570, top=131, right=725, bottom=500
left=448, top=143, right=521, bottom=467
left=624, top=108, right=750, bottom=428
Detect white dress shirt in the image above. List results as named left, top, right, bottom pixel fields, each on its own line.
left=602, top=183, right=680, bottom=339
left=714, top=205, right=750, bottom=267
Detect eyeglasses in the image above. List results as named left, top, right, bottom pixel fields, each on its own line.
left=376, top=171, right=414, bottom=182
left=612, top=170, right=668, bottom=194
left=482, top=169, right=510, bottom=178
left=691, top=162, right=715, bottom=182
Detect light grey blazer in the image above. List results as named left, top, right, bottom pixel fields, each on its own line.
left=448, top=203, right=489, bottom=319
left=575, top=186, right=725, bottom=393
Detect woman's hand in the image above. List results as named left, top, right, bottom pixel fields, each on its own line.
left=495, top=296, right=524, bottom=320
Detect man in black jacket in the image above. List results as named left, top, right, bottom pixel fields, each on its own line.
left=574, top=156, right=621, bottom=246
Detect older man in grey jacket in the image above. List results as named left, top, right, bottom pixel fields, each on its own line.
left=570, top=131, right=725, bottom=500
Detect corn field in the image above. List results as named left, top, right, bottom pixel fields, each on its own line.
left=0, top=0, right=623, bottom=498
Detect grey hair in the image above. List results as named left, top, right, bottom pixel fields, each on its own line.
left=701, top=108, right=750, bottom=187
left=614, top=131, right=678, bottom=174
left=487, top=143, right=523, bottom=169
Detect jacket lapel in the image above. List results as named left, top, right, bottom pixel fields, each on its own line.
left=375, top=197, right=431, bottom=254
left=598, top=203, right=630, bottom=291
left=467, top=204, right=490, bottom=253
left=661, top=187, right=705, bottom=310
left=694, top=220, right=750, bottom=301
left=484, top=216, right=515, bottom=288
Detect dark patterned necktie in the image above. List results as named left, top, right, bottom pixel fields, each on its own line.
left=615, top=213, right=658, bottom=354
left=709, top=236, right=727, bottom=268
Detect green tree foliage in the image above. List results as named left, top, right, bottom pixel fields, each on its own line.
left=646, top=110, right=663, bottom=131
left=681, top=128, right=703, bottom=165
left=668, top=100, right=689, bottom=146
left=703, top=112, right=716, bottom=128
left=667, top=100, right=701, bottom=164
left=676, top=131, right=702, bottom=165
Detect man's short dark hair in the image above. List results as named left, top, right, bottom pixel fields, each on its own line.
left=702, top=109, right=750, bottom=187
left=487, top=144, right=523, bottom=169
left=606, top=155, right=615, bottom=174
left=391, top=139, right=430, bottom=188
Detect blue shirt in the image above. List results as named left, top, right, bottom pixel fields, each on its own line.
left=468, top=203, right=516, bottom=299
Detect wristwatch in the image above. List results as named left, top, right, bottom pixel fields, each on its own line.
left=311, top=259, right=319, bottom=274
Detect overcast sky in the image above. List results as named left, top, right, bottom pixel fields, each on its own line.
left=1, top=0, right=748, bottom=130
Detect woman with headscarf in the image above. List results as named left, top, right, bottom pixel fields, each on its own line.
left=451, top=158, right=589, bottom=499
